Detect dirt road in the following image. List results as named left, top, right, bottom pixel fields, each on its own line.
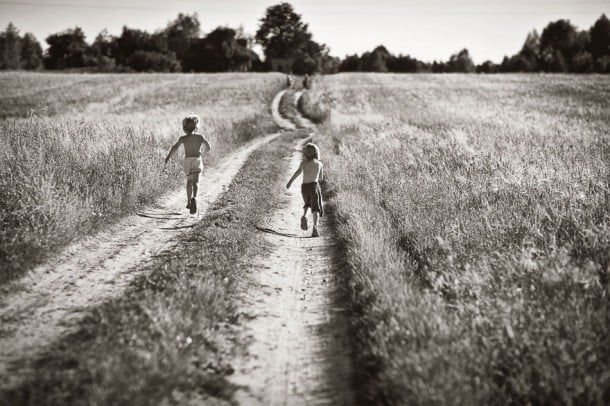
left=230, top=140, right=354, bottom=405
left=0, top=132, right=281, bottom=389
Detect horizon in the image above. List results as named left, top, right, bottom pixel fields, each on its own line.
left=0, top=0, right=608, bottom=64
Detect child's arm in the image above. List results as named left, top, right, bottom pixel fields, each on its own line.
left=201, top=135, right=211, bottom=152
left=164, top=137, right=184, bottom=164
left=319, top=162, right=324, bottom=182
left=286, top=163, right=303, bottom=189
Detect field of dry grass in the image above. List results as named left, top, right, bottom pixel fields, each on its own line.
left=1, top=72, right=608, bottom=405
left=310, top=73, right=609, bottom=404
left=0, top=72, right=283, bottom=282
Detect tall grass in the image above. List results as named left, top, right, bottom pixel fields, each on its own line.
left=315, top=74, right=610, bottom=404
left=0, top=72, right=283, bottom=282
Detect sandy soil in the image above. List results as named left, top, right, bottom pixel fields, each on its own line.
left=270, top=89, right=297, bottom=130
left=230, top=141, right=354, bottom=405
left=0, top=132, right=281, bottom=390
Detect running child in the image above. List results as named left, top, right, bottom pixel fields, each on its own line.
left=286, top=142, right=324, bottom=237
left=164, top=115, right=211, bottom=214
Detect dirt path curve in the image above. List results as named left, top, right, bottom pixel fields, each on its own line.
left=230, top=140, right=354, bottom=405
left=0, top=132, right=281, bottom=390
left=270, top=89, right=297, bottom=130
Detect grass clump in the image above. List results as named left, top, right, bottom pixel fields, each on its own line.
left=1, top=131, right=302, bottom=406
left=315, top=73, right=610, bottom=405
left=297, top=89, right=331, bottom=124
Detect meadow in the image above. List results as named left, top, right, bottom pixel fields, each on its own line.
left=0, top=72, right=608, bottom=405
left=311, top=73, right=610, bottom=404
left=0, top=72, right=283, bottom=282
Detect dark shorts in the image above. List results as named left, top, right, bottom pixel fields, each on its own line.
left=301, top=182, right=323, bottom=216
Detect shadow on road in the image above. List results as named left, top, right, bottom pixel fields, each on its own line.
left=256, top=226, right=316, bottom=239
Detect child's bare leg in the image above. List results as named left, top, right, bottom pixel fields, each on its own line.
left=186, top=178, right=193, bottom=201
left=192, top=173, right=200, bottom=197
left=301, top=207, right=309, bottom=230
left=311, top=211, right=320, bottom=236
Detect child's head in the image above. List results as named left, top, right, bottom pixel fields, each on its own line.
left=303, top=142, right=320, bottom=160
left=182, top=115, right=200, bottom=134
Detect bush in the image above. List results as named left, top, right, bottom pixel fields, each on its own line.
left=126, top=51, right=181, bottom=72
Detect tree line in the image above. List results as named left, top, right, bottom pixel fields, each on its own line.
left=339, top=15, right=610, bottom=73
left=0, top=2, right=608, bottom=74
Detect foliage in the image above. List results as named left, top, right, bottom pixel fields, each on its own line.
left=0, top=23, right=43, bottom=70
left=166, top=12, right=201, bottom=63
left=20, top=33, right=43, bottom=70
left=494, top=15, right=610, bottom=73
left=446, top=48, right=475, bottom=72
left=0, top=23, right=21, bottom=69
left=589, top=14, right=610, bottom=60
left=125, top=50, right=181, bottom=72
left=3, top=6, right=609, bottom=74
left=44, top=27, right=91, bottom=69
left=339, top=45, right=431, bottom=73
left=255, top=2, right=332, bottom=74
left=255, top=2, right=311, bottom=60
left=183, top=27, right=257, bottom=72
left=112, top=26, right=169, bottom=66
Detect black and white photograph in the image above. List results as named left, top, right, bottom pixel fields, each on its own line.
left=0, top=0, right=609, bottom=405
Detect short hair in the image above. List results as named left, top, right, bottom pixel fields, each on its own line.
left=303, top=143, right=320, bottom=160
left=182, top=115, right=200, bottom=133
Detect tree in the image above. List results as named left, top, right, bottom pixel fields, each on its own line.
left=44, top=27, right=89, bottom=69
left=360, top=45, right=391, bottom=72
left=500, top=54, right=534, bottom=72
left=589, top=14, right=610, bottom=60
left=338, top=54, right=361, bottom=72
left=320, top=52, right=340, bottom=74
left=447, top=48, right=475, bottom=72
left=476, top=60, right=498, bottom=73
left=541, top=47, right=568, bottom=72
left=112, top=26, right=168, bottom=66
left=540, top=19, right=579, bottom=65
left=126, top=50, right=180, bottom=72
left=166, top=13, right=201, bottom=63
left=388, top=53, right=426, bottom=72
left=518, top=30, right=540, bottom=71
left=183, top=26, right=257, bottom=72
left=88, top=29, right=116, bottom=70
left=292, top=40, right=325, bottom=74
left=0, top=23, right=22, bottom=69
left=255, top=2, right=312, bottom=60
left=20, top=33, right=43, bottom=70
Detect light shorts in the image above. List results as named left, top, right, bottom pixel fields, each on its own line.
left=181, top=157, right=202, bottom=176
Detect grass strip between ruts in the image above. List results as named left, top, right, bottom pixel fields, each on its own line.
left=1, top=130, right=303, bottom=406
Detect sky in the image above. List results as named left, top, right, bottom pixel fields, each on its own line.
left=0, top=0, right=607, bottom=64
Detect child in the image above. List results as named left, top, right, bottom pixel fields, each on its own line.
left=286, top=142, right=324, bottom=237
left=302, top=74, right=311, bottom=89
left=286, top=72, right=294, bottom=89
left=164, top=115, right=211, bottom=214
